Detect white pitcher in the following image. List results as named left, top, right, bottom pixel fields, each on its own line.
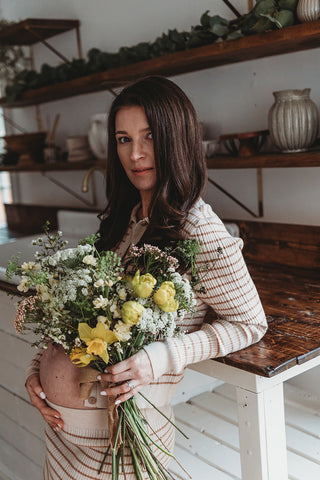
left=88, top=114, right=108, bottom=160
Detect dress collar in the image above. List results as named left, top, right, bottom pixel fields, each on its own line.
left=129, top=203, right=149, bottom=226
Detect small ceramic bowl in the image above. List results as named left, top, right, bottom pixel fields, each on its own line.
left=202, top=139, right=220, bottom=158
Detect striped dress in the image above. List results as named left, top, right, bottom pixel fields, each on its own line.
left=28, top=198, right=267, bottom=479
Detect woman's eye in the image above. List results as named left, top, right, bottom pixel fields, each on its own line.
left=147, top=132, right=153, bottom=140
left=118, top=136, right=130, bottom=144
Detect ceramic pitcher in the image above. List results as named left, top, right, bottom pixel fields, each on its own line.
left=88, top=114, right=108, bottom=160
left=268, top=89, right=319, bottom=153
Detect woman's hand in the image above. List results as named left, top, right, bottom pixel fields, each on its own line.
left=98, top=349, right=154, bottom=405
left=25, top=373, right=64, bottom=432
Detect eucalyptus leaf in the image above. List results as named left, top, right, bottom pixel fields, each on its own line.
left=209, top=15, right=229, bottom=28
left=253, top=0, right=277, bottom=17
left=260, top=13, right=282, bottom=28
left=210, top=23, right=229, bottom=37
left=200, top=10, right=211, bottom=28
left=278, top=0, right=299, bottom=11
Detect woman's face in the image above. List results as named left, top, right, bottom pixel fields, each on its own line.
left=115, top=105, right=156, bottom=203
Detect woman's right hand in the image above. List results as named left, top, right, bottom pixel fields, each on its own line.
left=25, top=373, right=64, bottom=432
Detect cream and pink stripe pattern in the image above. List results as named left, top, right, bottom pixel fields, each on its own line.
left=27, top=198, right=267, bottom=479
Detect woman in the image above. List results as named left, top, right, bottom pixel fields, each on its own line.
left=25, top=75, right=267, bottom=479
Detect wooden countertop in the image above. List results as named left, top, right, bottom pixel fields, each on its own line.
left=214, top=262, right=320, bottom=377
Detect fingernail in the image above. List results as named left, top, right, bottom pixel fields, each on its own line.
left=54, top=415, right=60, bottom=419
left=115, top=399, right=121, bottom=405
left=40, top=392, right=46, bottom=399
left=57, top=423, right=62, bottom=429
left=100, top=391, right=106, bottom=396
left=97, top=375, right=101, bottom=381
left=104, top=368, right=108, bottom=373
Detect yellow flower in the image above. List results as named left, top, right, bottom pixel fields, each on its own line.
left=153, top=281, right=179, bottom=312
left=70, top=347, right=96, bottom=367
left=132, top=270, right=157, bottom=298
left=121, top=301, right=144, bottom=325
left=78, top=322, right=119, bottom=364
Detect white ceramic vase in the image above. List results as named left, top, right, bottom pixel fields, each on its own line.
left=268, top=89, right=319, bottom=153
left=297, top=0, right=320, bottom=22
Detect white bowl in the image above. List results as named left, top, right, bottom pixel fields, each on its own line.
left=202, top=139, right=220, bottom=158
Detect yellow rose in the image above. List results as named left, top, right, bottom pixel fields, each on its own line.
left=153, top=281, right=179, bottom=312
left=132, top=270, right=157, bottom=298
left=121, top=301, right=144, bottom=325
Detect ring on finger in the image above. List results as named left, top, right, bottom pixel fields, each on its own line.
left=126, top=380, right=135, bottom=391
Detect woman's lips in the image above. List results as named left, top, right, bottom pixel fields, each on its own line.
left=132, top=167, right=154, bottom=176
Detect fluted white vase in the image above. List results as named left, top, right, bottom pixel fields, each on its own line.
left=297, top=0, right=320, bottom=22
left=268, top=89, right=319, bottom=153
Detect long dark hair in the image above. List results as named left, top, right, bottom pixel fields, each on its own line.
left=97, top=75, right=206, bottom=251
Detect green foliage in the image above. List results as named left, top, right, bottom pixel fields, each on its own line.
left=4, top=1, right=300, bottom=102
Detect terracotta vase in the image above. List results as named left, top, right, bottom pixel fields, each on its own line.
left=268, top=89, right=319, bottom=153
left=297, top=0, right=320, bottom=22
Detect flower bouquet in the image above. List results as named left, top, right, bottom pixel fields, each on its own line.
left=7, top=223, right=202, bottom=479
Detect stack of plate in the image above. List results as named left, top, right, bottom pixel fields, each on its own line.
left=66, top=135, right=92, bottom=162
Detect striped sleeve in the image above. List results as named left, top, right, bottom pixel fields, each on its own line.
left=144, top=205, right=267, bottom=379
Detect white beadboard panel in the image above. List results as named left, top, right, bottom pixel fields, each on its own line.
left=169, top=445, right=235, bottom=480
left=284, top=383, right=320, bottom=413
left=1, top=360, right=30, bottom=401
left=190, top=391, right=238, bottom=424
left=174, top=420, right=241, bottom=478
left=287, top=451, right=320, bottom=480
left=0, top=437, right=42, bottom=480
left=0, top=387, right=45, bottom=438
left=0, top=331, right=35, bottom=369
left=0, top=412, right=45, bottom=467
left=174, top=402, right=239, bottom=450
left=172, top=368, right=223, bottom=405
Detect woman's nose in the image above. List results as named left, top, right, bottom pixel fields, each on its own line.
left=130, top=139, right=145, bottom=161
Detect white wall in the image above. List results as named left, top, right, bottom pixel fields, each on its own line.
left=1, top=0, right=319, bottom=224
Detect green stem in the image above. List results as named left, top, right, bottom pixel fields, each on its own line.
left=98, top=445, right=110, bottom=475
left=138, top=391, right=189, bottom=439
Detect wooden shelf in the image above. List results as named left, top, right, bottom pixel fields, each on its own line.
left=2, top=150, right=320, bottom=173
left=206, top=149, right=320, bottom=169
left=1, top=20, right=320, bottom=107
left=0, top=18, right=80, bottom=46
left=0, top=160, right=104, bottom=173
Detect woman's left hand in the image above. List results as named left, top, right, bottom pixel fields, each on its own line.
left=98, top=349, right=154, bottom=404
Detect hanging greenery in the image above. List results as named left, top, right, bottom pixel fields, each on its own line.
left=0, top=20, right=30, bottom=89
left=4, top=0, right=299, bottom=103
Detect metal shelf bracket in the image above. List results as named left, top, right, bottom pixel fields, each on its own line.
left=208, top=167, right=264, bottom=218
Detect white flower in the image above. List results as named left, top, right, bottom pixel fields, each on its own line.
left=106, top=279, right=113, bottom=287
left=17, top=276, right=29, bottom=293
left=94, top=278, right=104, bottom=288
left=36, top=284, right=50, bottom=301
left=81, top=288, right=88, bottom=296
left=113, top=321, right=132, bottom=341
left=21, top=261, right=41, bottom=271
left=118, top=288, right=127, bottom=301
left=83, top=255, right=97, bottom=266
left=97, top=315, right=110, bottom=327
left=93, top=295, right=109, bottom=309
